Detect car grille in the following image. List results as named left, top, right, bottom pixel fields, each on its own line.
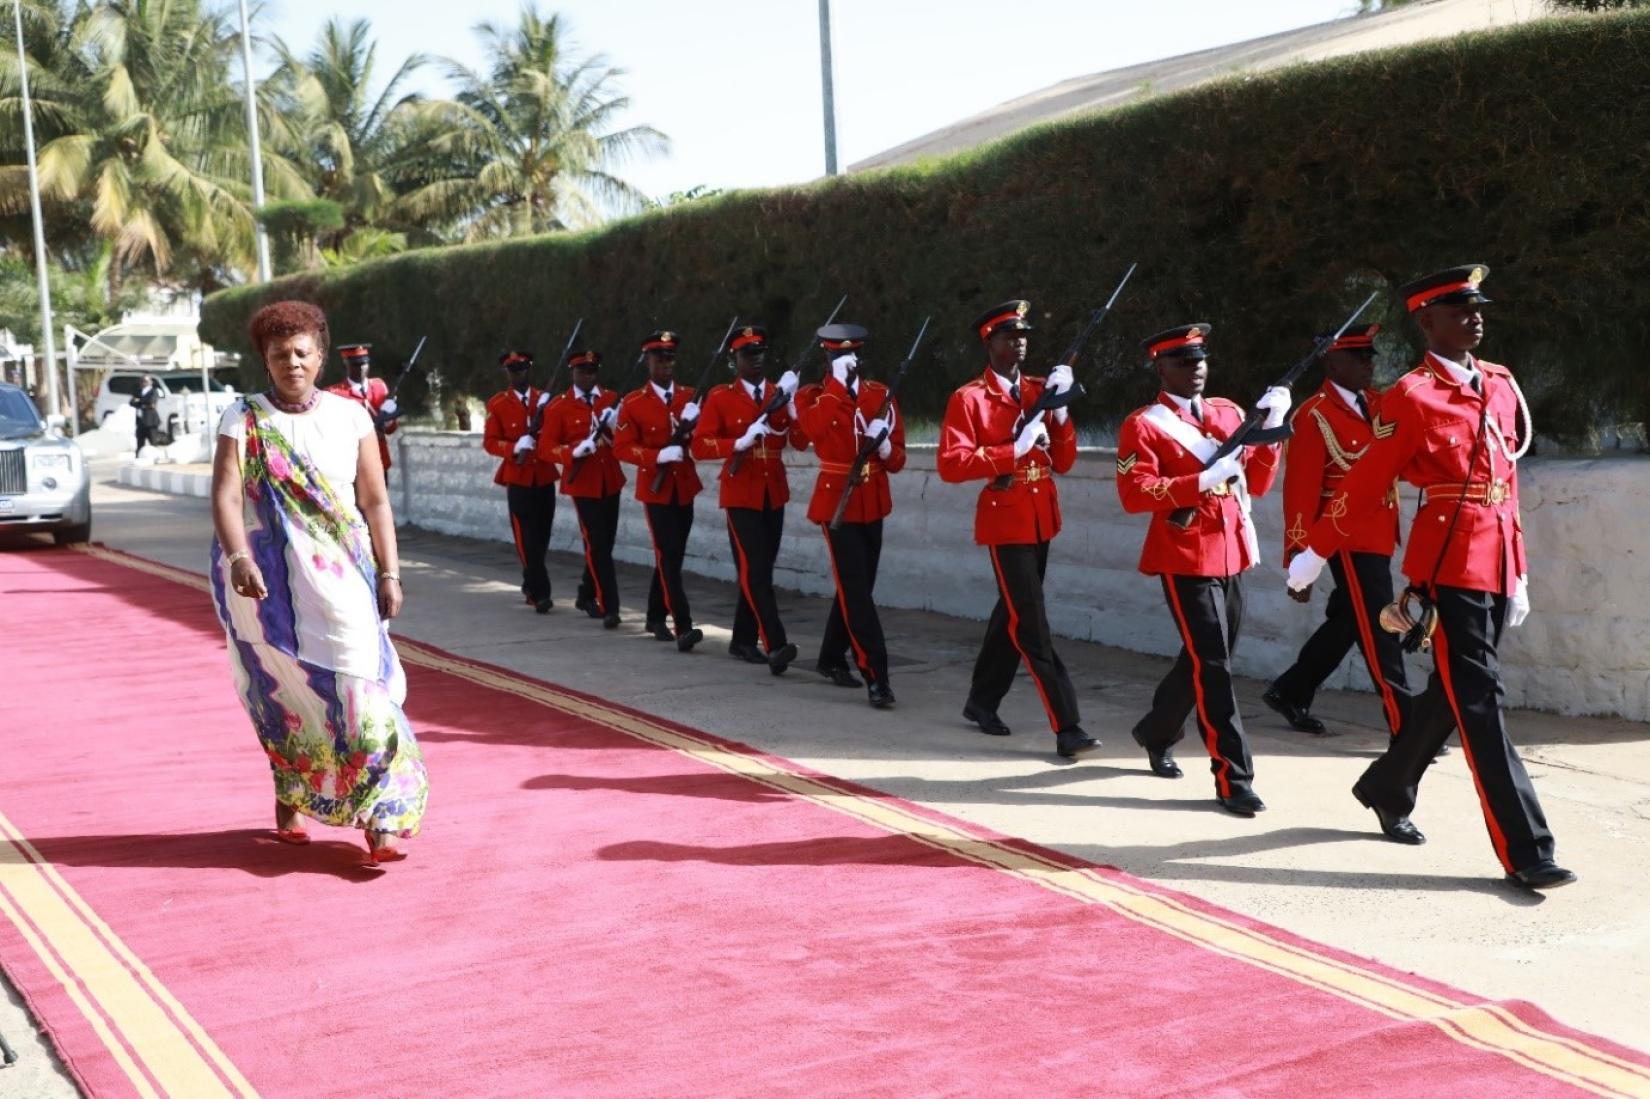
left=0, top=450, right=24, bottom=494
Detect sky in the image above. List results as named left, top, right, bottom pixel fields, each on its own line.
left=256, top=0, right=1361, bottom=202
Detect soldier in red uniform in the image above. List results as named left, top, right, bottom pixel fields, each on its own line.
left=1115, top=324, right=1289, bottom=816
left=798, top=323, right=906, bottom=709
left=1288, top=264, right=1573, bottom=889
left=482, top=351, right=558, bottom=613
left=691, top=325, right=802, bottom=674
left=328, top=344, right=398, bottom=471
left=614, top=330, right=704, bottom=652
left=937, top=300, right=1094, bottom=760
left=538, top=350, right=626, bottom=628
left=1263, top=324, right=1416, bottom=741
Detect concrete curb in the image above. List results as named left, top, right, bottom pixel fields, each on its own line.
left=117, top=462, right=211, bottom=499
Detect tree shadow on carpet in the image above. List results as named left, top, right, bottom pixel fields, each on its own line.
left=598, top=834, right=971, bottom=869
left=522, top=772, right=791, bottom=802
left=27, top=829, right=388, bottom=881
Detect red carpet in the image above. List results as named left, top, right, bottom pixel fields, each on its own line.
left=2, top=544, right=1648, bottom=1098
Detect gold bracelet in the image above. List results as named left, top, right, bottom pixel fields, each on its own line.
left=225, top=550, right=251, bottom=567
left=379, top=572, right=401, bottom=583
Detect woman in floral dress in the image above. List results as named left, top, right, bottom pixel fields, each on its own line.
left=209, top=300, right=428, bottom=864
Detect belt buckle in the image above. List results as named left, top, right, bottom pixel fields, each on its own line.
left=1024, top=464, right=1045, bottom=483
left=1487, top=480, right=1508, bottom=505
left=1209, top=481, right=1230, bottom=497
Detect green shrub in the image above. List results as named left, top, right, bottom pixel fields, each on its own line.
left=204, top=11, right=1650, bottom=444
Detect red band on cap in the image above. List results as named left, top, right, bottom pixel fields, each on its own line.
left=569, top=352, right=600, bottom=367
left=730, top=332, right=766, bottom=351
left=1148, top=332, right=1206, bottom=358
left=977, top=311, right=1024, bottom=341
left=641, top=340, right=677, bottom=351
left=339, top=347, right=370, bottom=359
left=1329, top=333, right=1377, bottom=351
left=501, top=352, right=531, bottom=368
left=1406, top=279, right=1476, bottom=312
left=820, top=339, right=863, bottom=351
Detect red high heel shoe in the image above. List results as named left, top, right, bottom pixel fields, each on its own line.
left=274, top=804, right=310, bottom=846
left=365, top=831, right=407, bottom=864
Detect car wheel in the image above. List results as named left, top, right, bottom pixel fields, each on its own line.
left=54, top=520, right=92, bottom=546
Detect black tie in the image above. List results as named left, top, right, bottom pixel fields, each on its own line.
left=1470, top=373, right=1482, bottom=395
left=847, top=379, right=858, bottom=403
left=659, top=385, right=671, bottom=407
left=1190, top=398, right=1203, bottom=423
left=1356, top=394, right=1370, bottom=421
left=1009, top=380, right=1021, bottom=406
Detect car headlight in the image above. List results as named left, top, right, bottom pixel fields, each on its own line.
left=29, top=452, right=72, bottom=470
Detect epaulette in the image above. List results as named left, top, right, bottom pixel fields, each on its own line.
left=1478, top=358, right=1511, bottom=377
left=1292, top=392, right=1326, bottom=421
left=1395, top=366, right=1432, bottom=396
left=1207, top=396, right=1240, bottom=411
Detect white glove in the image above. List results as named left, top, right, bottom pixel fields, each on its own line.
left=680, top=400, right=699, bottom=422
left=1013, top=418, right=1049, bottom=459
left=784, top=398, right=798, bottom=421
left=379, top=398, right=399, bottom=418
left=864, top=417, right=890, bottom=441
left=776, top=370, right=800, bottom=398
left=513, top=434, right=536, bottom=454
left=830, top=353, right=857, bottom=387
left=597, top=406, right=617, bottom=430
left=734, top=420, right=769, bottom=452
left=1047, top=363, right=1074, bottom=395
left=1508, top=575, right=1530, bottom=628
left=1257, top=385, right=1292, bottom=430
left=572, top=437, right=597, bottom=459
left=536, top=392, right=551, bottom=407
left=1287, top=548, right=1327, bottom=592
left=1197, top=451, right=1244, bottom=492
left=1052, top=406, right=1070, bottom=426
left=655, top=445, right=683, bottom=465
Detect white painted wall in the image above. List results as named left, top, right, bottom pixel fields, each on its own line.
left=388, top=429, right=1650, bottom=722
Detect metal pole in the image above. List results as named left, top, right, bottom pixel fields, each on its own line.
left=13, top=1, right=58, bottom=418
left=63, top=324, right=78, bottom=435
left=817, top=0, right=838, bottom=176
left=237, top=0, right=272, bottom=282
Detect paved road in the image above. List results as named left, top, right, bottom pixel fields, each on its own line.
left=4, top=467, right=1647, bottom=1094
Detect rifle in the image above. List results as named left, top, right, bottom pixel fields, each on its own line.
left=990, top=262, right=1137, bottom=490
left=827, top=315, right=931, bottom=531
left=649, top=316, right=740, bottom=494
left=566, top=352, right=648, bottom=481
left=1164, top=289, right=1379, bottom=528
left=728, top=294, right=848, bottom=476
left=374, top=335, right=425, bottom=430
left=515, top=317, right=583, bottom=464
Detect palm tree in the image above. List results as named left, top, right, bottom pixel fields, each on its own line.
left=397, top=4, right=668, bottom=240
left=263, top=17, right=426, bottom=254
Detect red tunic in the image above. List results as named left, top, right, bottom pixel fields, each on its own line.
left=1280, top=381, right=1400, bottom=565
left=936, top=369, right=1077, bottom=546
left=536, top=387, right=626, bottom=499
left=796, top=377, right=907, bottom=525
left=690, top=379, right=802, bottom=510
left=482, top=387, right=558, bottom=488
left=326, top=377, right=396, bottom=470
left=1307, top=354, right=1528, bottom=595
left=1115, top=393, right=1282, bottom=577
left=613, top=384, right=703, bottom=505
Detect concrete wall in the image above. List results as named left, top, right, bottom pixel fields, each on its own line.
left=388, top=429, right=1650, bottom=722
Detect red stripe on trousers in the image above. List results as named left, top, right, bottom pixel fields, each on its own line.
left=509, top=513, right=526, bottom=566
left=987, top=545, right=1060, bottom=735
left=1164, top=578, right=1233, bottom=798
left=1339, top=550, right=1402, bottom=736
left=1429, top=597, right=1517, bottom=873
left=725, top=514, right=770, bottom=651
left=821, top=525, right=871, bottom=678
left=644, top=507, right=676, bottom=624
left=576, top=513, right=607, bottom=616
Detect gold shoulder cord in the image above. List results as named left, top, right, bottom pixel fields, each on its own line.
left=1310, top=407, right=1367, bottom=472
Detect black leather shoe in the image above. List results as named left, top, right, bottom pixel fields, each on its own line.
left=647, top=622, right=673, bottom=642
left=603, top=613, right=621, bottom=630
left=1054, top=727, right=1099, bottom=760
left=816, top=663, right=863, bottom=688
left=1216, top=790, right=1267, bottom=817
left=574, top=596, right=603, bottom=620
left=868, top=683, right=896, bottom=709
left=1434, top=740, right=1453, bottom=757
left=1146, top=745, right=1183, bottom=779
left=767, top=643, right=798, bottom=675
left=1352, top=783, right=1425, bottom=844
left=728, top=642, right=767, bottom=664
left=676, top=628, right=703, bottom=653
left=1262, top=687, right=1327, bottom=735
left=962, top=699, right=1011, bottom=736
left=534, top=598, right=553, bottom=615
left=1508, top=860, right=1577, bottom=890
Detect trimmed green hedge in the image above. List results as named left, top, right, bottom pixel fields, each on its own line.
left=203, top=11, right=1650, bottom=443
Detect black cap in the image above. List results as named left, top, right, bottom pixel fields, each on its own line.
left=1143, top=323, right=1212, bottom=361
left=500, top=350, right=533, bottom=371
left=973, top=301, right=1033, bottom=341
left=817, top=323, right=869, bottom=352
left=729, top=325, right=768, bottom=353
left=338, top=344, right=371, bottom=361
left=641, top=330, right=680, bottom=353
left=1398, top=264, right=1492, bottom=313
left=568, top=350, right=602, bottom=369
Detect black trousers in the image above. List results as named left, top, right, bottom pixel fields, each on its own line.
left=1271, top=550, right=1414, bottom=735
left=1135, top=574, right=1255, bottom=797
left=1356, top=585, right=1555, bottom=874
left=644, top=501, right=695, bottom=632
left=727, top=505, right=787, bottom=650
left=820, top=520, right=888, bottom=686
left=970, top=541, right=1080, bottom=735
left=573, top=493, right=621, bottom=616
left=505, top=484, right=556, bottom=603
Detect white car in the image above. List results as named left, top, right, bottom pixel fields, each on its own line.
left=93, top=370, right=238, bottom=443
left=0, top=383, right=91, bottom=544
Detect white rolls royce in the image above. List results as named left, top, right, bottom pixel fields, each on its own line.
left=0, top=383, right=92, bottom=545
